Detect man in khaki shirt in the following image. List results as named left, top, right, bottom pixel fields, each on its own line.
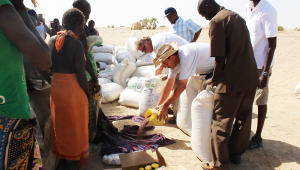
left=197, top=0, right=259, bottom=169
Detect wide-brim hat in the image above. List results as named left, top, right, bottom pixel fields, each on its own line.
left=153, top=41, right=178, bottom=67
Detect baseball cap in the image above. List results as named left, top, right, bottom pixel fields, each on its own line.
left=164, top=7, right=177, bottom=18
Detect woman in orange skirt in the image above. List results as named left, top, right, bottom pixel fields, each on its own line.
left=49, top=8, right=90, bottom=170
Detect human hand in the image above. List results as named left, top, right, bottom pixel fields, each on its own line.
left=93, top=84, right=101, bottom=93
left=155, top=104, right=169, bottom=121
left=155, top=64, right=164, bottom=76
left=259, top=75, right=268, bottom=89
left=203, top=78, right=212, bottom=89
left=161, top=74, right=168, bottom=81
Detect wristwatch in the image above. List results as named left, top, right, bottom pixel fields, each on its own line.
left=261, top=71, right=270, bottom=77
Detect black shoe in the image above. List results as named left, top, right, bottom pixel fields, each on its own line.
left=248, top=137, right=263, bottom=150
left=168, top=116, right=177, bottom=124
left=230, top=156, right=241, bottom=165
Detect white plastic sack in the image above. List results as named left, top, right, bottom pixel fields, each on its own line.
left=113, top=58, right=136, bottom=87
left=295, top=82, right=300, bottom=95
left=98, top=78, right=112, bottom=85
left=131, top=65, right=155, bottom=78
left=191, top=88, right=214, bottom=163
left=103, top=154, right=121, bottom=166
left=112, top=44, right=136, bottom=64
left=94, top=53, right=114, bottom=64
left=98, top=70, right=113, bottom=80
left=99, top=62, right=107, bottom=70
left=176, top=76, right=206, bottom=136
left=119, top=89, right=141, bottom=108
left=127, top=77, right=147, bottom=92
left=139, top=76, right=166, bottom=116
left=136, top=52, right=155, bottom=67
left=92, top=45, right=113, bottom=53
left=105, top=64, right=116, bottom=71
left=125, top=32, right=145, bottom=59
left=101, top=83, right=125, bottom=103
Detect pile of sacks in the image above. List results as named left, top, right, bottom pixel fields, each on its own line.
left=93, top=32, right=167, bottom=116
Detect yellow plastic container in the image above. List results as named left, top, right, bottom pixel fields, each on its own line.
left=139, top=168, right=145, bottom=170
left=145, top=109, right=165, bottom=126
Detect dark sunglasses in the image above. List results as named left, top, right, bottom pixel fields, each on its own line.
left=142, top=46, right=146, bottom=52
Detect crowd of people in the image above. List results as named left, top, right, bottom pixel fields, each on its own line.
left=0, top=0, right=277, bottom=169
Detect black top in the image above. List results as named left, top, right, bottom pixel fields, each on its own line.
left=51, top=35, right=77, bottom=73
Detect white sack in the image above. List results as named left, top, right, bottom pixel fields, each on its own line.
left=119, top=89, right=141, bottom=108
left=131, top=65, right=155, bottom=78
left=295, top=82, right=300, bottom=95
left=94, top=53, right=114, bottom=64
left=98, top=70, right=113, bottom=80
left=113, top=58, right=136, bottom=87
left=139, top=77, right=166, bottom=117
left=105, top=64, right=116, bottom=71
left=136, top=52, right=155, bottom=67
left=99, top=62, right=107, bottom=70
left=127, top=77, right=147, bottom=93
left=92, top=45, right=113, bottom=53
left=112, top=44, right=136, bottom=64
left=176, top=76, right=206, bottom=136
left=125, top=32, right=145, bottom=59
left=101, top=83, right=125, bottom=103
left=98, top=78, right=112, bottom=85
left=191, top=88, right=214, bottom=163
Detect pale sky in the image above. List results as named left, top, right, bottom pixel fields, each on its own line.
left=24, top=0, right=299, bottom=30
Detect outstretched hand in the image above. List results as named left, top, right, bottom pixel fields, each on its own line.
left=155, top=104, right=169, bottom=121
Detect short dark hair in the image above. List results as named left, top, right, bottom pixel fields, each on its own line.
left=53, top=18, right=59, bottom=22
left=88, top=20, right=94, bottom=25
left=62, top=8, right=85, bottom=30
left=72, top=0, right=90, bottom=11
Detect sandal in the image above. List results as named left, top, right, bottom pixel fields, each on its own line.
left=201, top=162, right=216, bottom=170
left=89, top=143, right=99, bottom=153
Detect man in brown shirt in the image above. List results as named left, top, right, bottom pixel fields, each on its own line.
left=197, top=0, right=259, bottom=169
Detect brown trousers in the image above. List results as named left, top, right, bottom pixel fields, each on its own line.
left=211, top=88, right=256, bottom=169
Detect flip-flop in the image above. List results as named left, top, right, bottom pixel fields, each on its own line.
left=201, top=162, right=216, bottom=170
left=89, top=143, right=99, bottom=153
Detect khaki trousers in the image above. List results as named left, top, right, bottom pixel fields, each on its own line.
left=211, top=88, right=256, bottom=169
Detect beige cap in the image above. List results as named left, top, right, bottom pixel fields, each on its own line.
left=153, top=41, right=178, bottom=67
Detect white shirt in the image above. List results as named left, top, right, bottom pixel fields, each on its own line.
left=36, top=25, right=47, bottom=40
left=246, top=0, right=277, bottom=69
left=168, top=42, right=215, bottom=80
left=151, top=32, right=189, bottom=53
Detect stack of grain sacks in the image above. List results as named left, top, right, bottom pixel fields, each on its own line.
left=92, top=32, right=167, bottom=116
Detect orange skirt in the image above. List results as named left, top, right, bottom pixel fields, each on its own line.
left=50, top=73, right=89, bottom=162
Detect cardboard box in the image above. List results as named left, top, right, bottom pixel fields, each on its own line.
left=119, top=149, right=167, bottom=170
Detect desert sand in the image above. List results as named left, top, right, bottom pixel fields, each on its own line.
left=82, top=27, right=300, bottom=170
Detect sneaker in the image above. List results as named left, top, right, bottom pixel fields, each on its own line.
left=168, top=115, right=177, bottom=124
left=248, top=137, right=263, bottom=150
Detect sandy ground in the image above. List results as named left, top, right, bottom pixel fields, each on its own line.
left=82, top=27, right=300, bottom=170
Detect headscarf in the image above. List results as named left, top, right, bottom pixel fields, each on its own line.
left=55, top=30, right=78, bottom=52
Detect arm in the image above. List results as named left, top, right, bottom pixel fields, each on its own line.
left=157, top=76, right=176, bottom=105
left=42, top=19, right=52, bottom=35
left=0, top=4, right=51, bottom=70
left=78, top=32, right=98, bottom=82
left=157, top=79, right=188, bottom=121
left=259, top=37, right=276, bottom=88
left=192, top=29, right=202, bottom=42
left=72, top=40, right=90, bottom=98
